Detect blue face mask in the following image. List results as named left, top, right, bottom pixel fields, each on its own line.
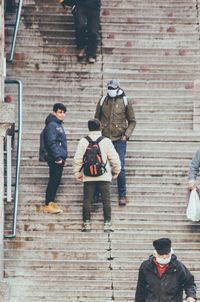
left=156, top=255, right=171, bottom=265
left=107, top=88, right=118, bottom=98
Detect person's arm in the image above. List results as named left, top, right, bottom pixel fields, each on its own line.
left=188, top=149, right=200, bottom=189
left=45, top=123, right=62, bottom=162
left=125, top=100, right=136, bottom=139
left=73, top=138, right=87, bottom=181
left=180, top=263, right=197, bottom=301
left=94, top=100, right=101, bottom=120
left=135, top=264, right=146, bottom=302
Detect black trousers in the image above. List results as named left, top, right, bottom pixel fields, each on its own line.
left=74, top=1, right=101, bottom=57
left=83, top=181, right=111, bottom=222
left=45, top=161, right=64, bottom=205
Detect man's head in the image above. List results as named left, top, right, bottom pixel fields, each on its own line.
left=107, top=80, right=120, bottom=98
left=88, top=118, right=101, bottom=131
left=153, top=238, right=172, bottom=265
left=107, top=79, right=120, bottom=89
left=53, top=103, right=66, bottom=121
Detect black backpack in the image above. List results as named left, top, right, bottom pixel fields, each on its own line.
left=39, top=127, right=48, bottom=162
left=81, top=136, right=107, bottom=177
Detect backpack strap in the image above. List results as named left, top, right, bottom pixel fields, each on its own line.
left=85, top=136, right=93, bottom=143
left=85, top=135, right=105, bottom=144
left=100, top=95, right=128, bottom=107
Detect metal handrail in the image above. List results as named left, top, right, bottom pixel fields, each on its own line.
left=6, top=0, right=23, bottom=63
left=4, top=79, right=23, bottom=238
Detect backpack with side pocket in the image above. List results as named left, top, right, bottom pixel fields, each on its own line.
left=81, top=136, right=107, bottom=177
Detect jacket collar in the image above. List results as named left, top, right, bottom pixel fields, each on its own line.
left=148, top=254, right=178, bottom=271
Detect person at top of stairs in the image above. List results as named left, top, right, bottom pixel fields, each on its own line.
left=73, top=0, right=101, bottom=63
left=73, top=118, right=121, bottom=232
left=95, top=79, right=136, bottom=206
left=135, top=238, right=197, bottom=302
left=43, top=103, right=68, bottom=214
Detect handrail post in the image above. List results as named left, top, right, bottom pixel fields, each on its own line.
left=5, top=135, right=12, bottom=202
left=4, top=80, right=22, bottom=238
left=6, top=0, right=23, bottom=63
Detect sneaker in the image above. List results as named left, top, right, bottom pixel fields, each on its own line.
left=82, top=220, right=91, bottom=232
left=44, top=202, right=62, bottom=214
left=88, top=56, right=96, bottom=64
left=52, top=202, right=63, bottom=213
left=119, top=196, right=126, bottom=206
left=77, top=48, right=86, bottom=60
left=104, top=221, right=113, bottom=232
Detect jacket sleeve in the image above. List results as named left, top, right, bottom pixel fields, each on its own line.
left=125, top=100, right=136, bottom=139
left=135, top=264, right=146, bottom=302
left=106, top=139, right=121, bottom=174
left=45, top=123, right=62, bottom=161
left=73, top=138, right=87, bottom=178
left=179, top=262, right=197, bottom=300
left=188, top=149, right=200, bottom=180
left=94, top=99, right=101, bottom=120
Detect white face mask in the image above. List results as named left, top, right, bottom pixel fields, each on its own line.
left=107, top=88, right=118, bottom=98
left=156, top=255, right=171, bottom=265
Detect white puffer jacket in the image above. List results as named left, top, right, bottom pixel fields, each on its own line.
left=74, top=131, right=121, bottom=182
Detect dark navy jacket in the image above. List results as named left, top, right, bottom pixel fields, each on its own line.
left=45, top=114, right=68, bottom=162
left=135, top=255, right=196, bottom=302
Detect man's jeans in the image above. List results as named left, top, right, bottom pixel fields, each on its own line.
left=113, top=139, right=127, bottom=198
left=83, top=181, right=111, bottom=222
left=45, top=161, right=64, bottom=205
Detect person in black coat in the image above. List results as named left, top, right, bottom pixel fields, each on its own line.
left=43, top=103, right=68, bottom=214
left=135, top=238, right=197, bottom=302
left=74, top=0, right=101, bottom=63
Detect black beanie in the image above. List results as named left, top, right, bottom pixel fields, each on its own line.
left=153, top=238, right=171, bottom=255
left=88, top=119, right=101, bottom=131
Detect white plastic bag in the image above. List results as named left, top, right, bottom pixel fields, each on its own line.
left=186, top=189, right=200, bottom=222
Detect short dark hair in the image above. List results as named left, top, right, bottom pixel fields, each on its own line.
left=53, top=103, right=66, bottom=113
left=88, top=119, right=101, bottom=131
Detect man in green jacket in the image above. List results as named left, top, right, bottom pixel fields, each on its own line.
left=95, top=80, right=136, bottom=205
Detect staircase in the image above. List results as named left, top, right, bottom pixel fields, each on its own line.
left=4, top=0, right=200, bottom=301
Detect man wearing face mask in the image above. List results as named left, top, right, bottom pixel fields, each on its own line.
left=135, top=238, right=197, bottom=302
left=95, top=80, right=136, bottom=206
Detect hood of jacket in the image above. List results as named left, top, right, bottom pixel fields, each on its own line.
left=45, top=113, right=62, bottom=126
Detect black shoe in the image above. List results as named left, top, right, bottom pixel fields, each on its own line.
left=119, top=196, right=126, bottom=206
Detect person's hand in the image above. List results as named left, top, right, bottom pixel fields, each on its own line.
left=55, top=160, right=63, bottom=164
left=112, top=173, right=119, bottom=180
left=76, top=174, right=83, bottom=182
left=186, top=297, right=196, bottom=302
left=121, top=135, right=127, bottom=141
left=188, top=180, right=196, bottom=190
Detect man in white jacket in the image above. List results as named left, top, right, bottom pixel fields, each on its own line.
left=74, top=119, right=121, bottom=232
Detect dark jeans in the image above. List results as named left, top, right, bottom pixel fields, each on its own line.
left=45, top=161, right=64, bottom=205
left=83, top=181, right=111, bottom=222
left=74, top=1, right=100, bottom=57
left=113, top=139, right=127, bottom=197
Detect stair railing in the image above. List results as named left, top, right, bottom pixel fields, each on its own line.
left=6, top=0, right=23, bottom=63
left=4, top=80, right=22, bottom=238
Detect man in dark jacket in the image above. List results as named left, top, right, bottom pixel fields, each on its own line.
left=74, top=0, right=101, bottom=63
left=135, top=238, right=197, bottom=302
left=95, top=79, right=136, bottom=205
left=43, top=103, right=68, bottom=214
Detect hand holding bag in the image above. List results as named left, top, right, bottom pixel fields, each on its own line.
left=186, top=188, right=200, bottom=222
